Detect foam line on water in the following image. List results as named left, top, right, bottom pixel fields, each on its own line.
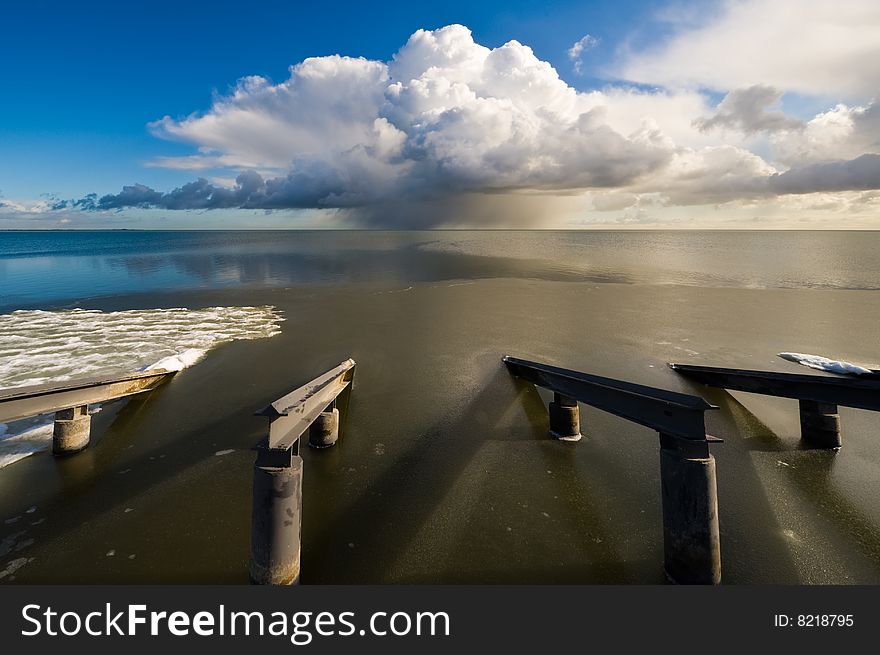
left=0, top=306, right=284, bottom=468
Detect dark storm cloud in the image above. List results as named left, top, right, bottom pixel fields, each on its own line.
left=694, top=85, right=803, bottom=135
left=768, top=154, right=880, bottom=194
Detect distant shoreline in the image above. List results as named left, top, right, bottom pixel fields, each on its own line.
left=1, top=228, right=880, bottom=233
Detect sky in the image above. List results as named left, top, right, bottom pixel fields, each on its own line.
left=1, top=0, right=879, bottom=229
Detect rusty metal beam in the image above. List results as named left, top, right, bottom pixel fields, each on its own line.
left=668, top=363, right=880, bottom=412
left=0, top=369, right=175, bottom=423
left=503, top=355, right=716, bottom=441
left=255, top=358, right=356, bottom=452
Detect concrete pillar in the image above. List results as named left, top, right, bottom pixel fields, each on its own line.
left=799, top=400, right=841, bottom=449
left=548, top=393, right=581, bottom=441
left=309, top=407, right=340, bottom=449
left=250, top=450, right=303, bottom=585
left=658, top=433, right=721, bottom=585
left=52, top=405, right=91, bottom=455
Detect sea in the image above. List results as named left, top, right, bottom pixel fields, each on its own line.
left=1, top=229, right=879, bottom=583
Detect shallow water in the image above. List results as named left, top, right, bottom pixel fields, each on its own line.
left=1, top=230, right=879, bottom=584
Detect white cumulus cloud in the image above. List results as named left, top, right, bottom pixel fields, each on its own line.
left=94, top=25, right=683, bottom=224
left=771, top=100, right=880, bottom=165
left=50, top=21, right=880, bottom=227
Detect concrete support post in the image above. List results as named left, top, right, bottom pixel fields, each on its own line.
left=250, top=449, right=303, bottom=585
left=799, top=400, right=841, bottom=449
left=548, top=393, right=581, bottom=442
left=658, top=433, right=721, bottom=585
left=52, top=405, right=91, bottom=455
left=309, top=407, right=340, bottom=449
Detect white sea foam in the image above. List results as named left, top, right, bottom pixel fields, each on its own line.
left=0, top=424, right=54, bottom=470
left=146, top=348, right=208, bottom=373
left=0, top=306, right=284, bottom=468
left=778, top=352, right=874, bottom=376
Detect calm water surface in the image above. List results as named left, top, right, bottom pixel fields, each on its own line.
left=3, top=230, right=880, bottom=310
left=1, top=230, right=879, bottom=584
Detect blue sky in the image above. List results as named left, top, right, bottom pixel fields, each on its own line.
left=1, top=0, right=878, bottom=228
left=1, top=0, right=655, bottom=198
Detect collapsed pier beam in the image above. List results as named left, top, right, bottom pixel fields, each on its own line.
left=548, top=393, right=581, bottom=441
left=0, top=368, right=175, bottom=457
left=658, top=433, right=721, bottom=585
left=668, top=362, right=880, bottom=452
left=503, top=356, right=721, bottom=584
left=250, top=359, right=356, bottom=585
left=250, top=447, right=303, bottom=585
left=799, top=400, right=841, bottom=449
left=52, top=405, right=91, bottom=455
